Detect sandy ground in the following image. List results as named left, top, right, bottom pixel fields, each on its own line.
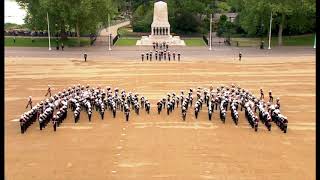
left=5, top=49, right=315, bottom=180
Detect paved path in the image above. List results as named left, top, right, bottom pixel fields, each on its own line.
left=96, top=21, right=131, bottom=46
left=5, top=46, right=315, bottom=61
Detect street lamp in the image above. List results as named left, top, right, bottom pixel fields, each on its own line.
left=109, top=33, right=112, bottom=51
left=314, top=34, right=316, bottom=49
left=46, top=12, right=51, bottom=51
left=268, top=11, right=273, bottom=50
left=209, top=13, right=212, bottom=51
left=108, top=14, right=112, bottom=51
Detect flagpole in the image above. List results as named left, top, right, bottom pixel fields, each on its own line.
left=268, top=11, right=273, bottom=50
left=47, top=12, right=51, bottom=51
left=209, top=14, right=212, bottom=51
left=314, top=34, right=316, bottom=49
left=108, top=14, right=111, bottom=51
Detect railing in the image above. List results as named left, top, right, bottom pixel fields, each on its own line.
left=4, top=30, right=95, bottom=38
left=112, top=34, right=120, bottom=45
left=203, top=35, right=209, bottom=45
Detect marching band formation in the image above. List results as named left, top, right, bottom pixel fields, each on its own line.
left=20, top=84, right=150, bottom=133
left=19, top=84, right=288, bottom=134
left=157, top=84, right=288, bottom=133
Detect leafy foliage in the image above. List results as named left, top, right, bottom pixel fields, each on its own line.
left=234, top=0, right=315, bottom=44
left=16, top=0, right=117, bottom=46
left=131, top=0, right=212, bottom=34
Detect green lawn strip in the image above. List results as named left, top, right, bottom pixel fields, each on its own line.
left=118, top=26, right=133, bottom=36
left=114, top=37, right=139, bottom=46
left=183, top=38, right=206, bottom=46
left=5, top=37, right=91, bottom=47
left=231, top=34, right=314, bottom=47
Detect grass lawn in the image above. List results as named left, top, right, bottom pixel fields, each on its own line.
left=118, top=26, right=133, bottom=36
left=5, top=37, right=91, bottom=47
left=183, top=38, right=206, bottom=46
left=231, top=34, right=315, bottom=47
left=114, top=37, right=139, bottom=46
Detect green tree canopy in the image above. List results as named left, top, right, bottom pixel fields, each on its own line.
left=16, top=0, right=117, bottom=45
left=234, top=0, right=315, bottom=45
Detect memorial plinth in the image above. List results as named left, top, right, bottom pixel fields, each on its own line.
left=136, top=1, right=185, bottom=46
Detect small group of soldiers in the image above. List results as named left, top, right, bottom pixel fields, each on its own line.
left=259, top=88, right=275, bottom=103
left=153, top=42, right=169, bottom=51
left=55, top=39, right=65, bottom=51
left=19, top=107, right=38, bottom=134
left=141, top=50, right=181, bottom=62
left=267, top=100, right=288, bottom=133
left=244, top=102, right=259, bottom=131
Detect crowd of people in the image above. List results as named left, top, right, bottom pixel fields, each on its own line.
left=19, top=84, right=150, bottom=133
left=141, top=42, right=181, bottom=62
left=157, top=84, right=288, bottom=133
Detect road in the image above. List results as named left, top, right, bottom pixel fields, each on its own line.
left=5, top=45, right=315, bottom=61
left=96, top=20, right=131, bottom=46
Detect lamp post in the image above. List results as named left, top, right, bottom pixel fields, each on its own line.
left=109, top=34, right=112, bottom=51
left=268, top=11, right=273, bottom=50
left=314, top=34, right=316, bottom=49
left=209, top=13, right=212, bottom=51
left=108, top=14, right=112, bottom=51
left=46, top=12, right=51, bottom=51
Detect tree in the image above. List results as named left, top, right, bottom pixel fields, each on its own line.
left=131, top=2, right=153, bottom=32
left=273, top=0, right=315, bottom=45
left=235, top=0, right=315, bottom=45
left=16, top=0, right=116, bottom=46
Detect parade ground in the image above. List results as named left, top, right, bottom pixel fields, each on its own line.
left=5, top=46, right=315, bottom=180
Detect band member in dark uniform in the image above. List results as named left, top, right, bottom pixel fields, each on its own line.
left=149, top=51, right=152, bottom=61
left=269, top=90, right=273, bottom=103
left=124, top=104, right=130, bottom=121
left=276, top=97, right=280, bottom=109
left=155, top=51, right=158, bottom=60
left=260, top=88, right=264, bottom=100
left=84, top=52, right=87, bottom=62
left=25, top=96, right=33, bottom=109
left=56, top=39, right=59, bottom=50
left=45, top=85, right=52, bottom=97
left=52, top=115, right=57, bottom=131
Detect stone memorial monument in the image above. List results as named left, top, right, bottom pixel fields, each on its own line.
left=136, top=1, right=185, bottom=46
